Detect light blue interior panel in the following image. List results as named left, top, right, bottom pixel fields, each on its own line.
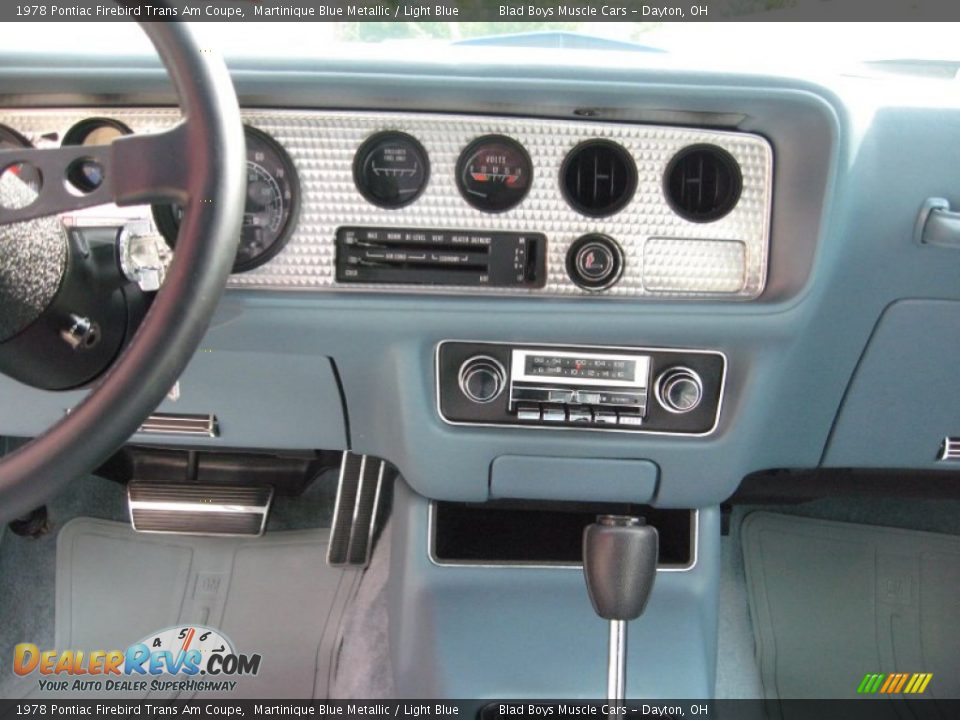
left=0, top=333, right=346, bottom=451
left=490, top=456, right=658, bottom=504
left=387, top=481, right=720, bottom=698
left=824, top=299, right=960, bottom=468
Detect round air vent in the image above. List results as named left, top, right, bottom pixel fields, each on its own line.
left=665, top=144, right=742, bottom=222
left=561, top=140, right=637, bottom=217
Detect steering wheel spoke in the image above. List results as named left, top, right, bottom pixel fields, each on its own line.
left=0, top=123, right=190, bottom=227
left=0, top=143, right=112, bottom=225
left=112, top=123, right=191, bottom=206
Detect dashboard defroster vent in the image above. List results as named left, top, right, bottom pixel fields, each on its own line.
left=561, top=140, right=637, bottom=217
left=665, top=144, right=743, bottom=222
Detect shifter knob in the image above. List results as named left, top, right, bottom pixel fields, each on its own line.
left=583, top=515, right=658, bottom=621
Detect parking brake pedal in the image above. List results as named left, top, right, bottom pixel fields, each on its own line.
left=327, top=452, right=389, bottom=567
left=128, top=482, right=273, bottom=536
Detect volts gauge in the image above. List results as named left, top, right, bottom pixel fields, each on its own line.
left=456, top=135, right=533, bottom=213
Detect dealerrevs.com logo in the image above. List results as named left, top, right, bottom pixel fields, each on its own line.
left=13, top=625, right=261, bottom=693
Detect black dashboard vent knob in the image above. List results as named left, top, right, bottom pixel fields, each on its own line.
left=665, top=144, right=743, bottom=222
left=561, top=140, right=637, bottom=217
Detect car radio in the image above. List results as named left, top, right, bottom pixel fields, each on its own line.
left=509, top=349, right=650, bottom=424
left=437, top=341, right=725, bottom=435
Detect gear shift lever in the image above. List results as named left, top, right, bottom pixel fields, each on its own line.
left=582, top=515, right=658, bottom=705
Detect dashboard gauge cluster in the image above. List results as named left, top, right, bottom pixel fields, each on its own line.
left=153, top=125, right=301, bottom=272
left=345, top=124, right=754, bottom=295
left=0, top=109, right=772, bottom=298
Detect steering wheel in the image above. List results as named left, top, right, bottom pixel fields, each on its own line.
left=0, top=20, right=246, bottom=523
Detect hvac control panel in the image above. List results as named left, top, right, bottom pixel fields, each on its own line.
left=437, top=341, right=725, bottom=435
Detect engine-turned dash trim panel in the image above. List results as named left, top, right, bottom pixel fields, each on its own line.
left=0, top=108, right=773, bottom=299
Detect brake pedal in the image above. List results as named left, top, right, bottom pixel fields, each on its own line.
left=128, top=482, right=273, bottom=536
left=327, top=452, right=389, bottom=567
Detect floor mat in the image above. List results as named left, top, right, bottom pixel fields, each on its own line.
left=8, top=518, right=352, bottom=700
left=742, top=511, right=960, bottom=706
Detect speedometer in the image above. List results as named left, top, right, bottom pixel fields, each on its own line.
left=154, top=125, right=300, bottom=272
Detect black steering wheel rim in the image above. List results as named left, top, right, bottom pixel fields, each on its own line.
left=0, top=21, right=246, bottom=523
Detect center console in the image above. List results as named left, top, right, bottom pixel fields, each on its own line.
left=437, top=341, right=725, bottom=436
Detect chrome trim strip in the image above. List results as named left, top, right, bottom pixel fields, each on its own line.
left=137, top=412, right=219, bottom=438
left=363, top=460, right=387, bottom=566
left=427, top=502, right=699, bottom=573
left=328, top=453, right=388, bottom=568
left=128, top=501, right=267, bottom=514
left=326, top=450, right=353, bottom=566
left=938, top=437, right=960, bottom=461
left=350, top=454, right=369, bottom=544
left=607, top=620, right=628, bottom=704
left=436, top=339, right=727, bottom=438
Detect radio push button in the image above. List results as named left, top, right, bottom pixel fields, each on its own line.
left=592, top=409, right=618, bottom=425
left=617, top=412, right=644, bottom=427
left=517, top=405, right=542, bottom=421
left=542, top=406, right=568, bottom=423
left=567, top=407, right=593, bottom=424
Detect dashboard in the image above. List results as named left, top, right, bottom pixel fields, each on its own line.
left=3, top=42, right=960, bottom=702
left=1, top=51, right=959, bottom=511
left=0, top=109, right=772, bottom=299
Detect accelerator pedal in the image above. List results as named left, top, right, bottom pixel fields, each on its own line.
left=327, top=452, right=390, bottom=567
left=128, top=482, right=273, bottom=536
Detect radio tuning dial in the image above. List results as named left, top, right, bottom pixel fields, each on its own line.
left=458, top=356, right=507, bottom=404
left=656, top=367, right=703, bottom=414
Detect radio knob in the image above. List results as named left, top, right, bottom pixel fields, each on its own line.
left=458, top=356, right=507, bottom=404
left=656, top=368, right=703, bottom=414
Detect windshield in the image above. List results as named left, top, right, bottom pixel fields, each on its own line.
left=7, top=21, right=960, bottom=77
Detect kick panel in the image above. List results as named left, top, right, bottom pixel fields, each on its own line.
left=437, top=341, right=725, bottom=435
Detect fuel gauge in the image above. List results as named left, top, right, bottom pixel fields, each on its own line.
left=456, top=135, right=533, bottom=213
left=354, top=131, right=429, bottom=209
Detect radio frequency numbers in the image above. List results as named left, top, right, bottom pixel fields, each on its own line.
left=525, top=355, right=635, bottom=380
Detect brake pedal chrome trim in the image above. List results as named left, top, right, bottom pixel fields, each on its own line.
left=128, top=482, right=273, bottom=536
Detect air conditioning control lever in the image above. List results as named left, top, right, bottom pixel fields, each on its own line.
left=582, top=515, right=658, bottom=710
